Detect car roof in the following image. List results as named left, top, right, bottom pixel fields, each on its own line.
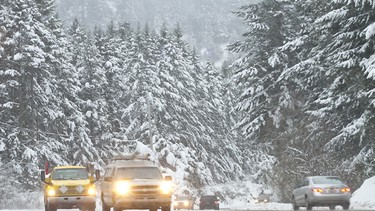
left=54, top=166, right=86, bottom=170
left=308, top=176, right=340, bottom=179
left=106, top=160, right=157, bottom=168
left=201, top=195, right=217, bottom=198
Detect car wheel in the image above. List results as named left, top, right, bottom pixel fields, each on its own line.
left=199, top=206, right=204, bottom=210
left=292, top=197, right=299, bottom=211
left=329, top=205, right=335, bottom=210
left=342, top=203, right=350, bottom=210
left=113, top=206, right=122, bottom=211
left=101, top=197, right=110, bottom=211
left=305, top=197, right=312, bottom=210
left=162, top=206, right=171, bottom=211
left=46, top=203, right=57, bottom=211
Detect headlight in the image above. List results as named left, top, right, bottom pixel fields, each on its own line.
left=47, top=187, right=56, bottom=196
left=87, top=185, right=96, bottom=195
left=173, top=201, right=178, bottom=206
left=159, top=181, right=172, bottom=194
left=115, top=181, right=131, bottom=195
left=183, top=201, right=189, bottom=206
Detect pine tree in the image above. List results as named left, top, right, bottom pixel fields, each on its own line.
left=228, top=0, right=296, bottom=186
left=304, top=0, right=375, bottom=186
left=0, top=0, right=69, bottom=200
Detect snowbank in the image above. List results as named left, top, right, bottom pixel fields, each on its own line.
left=351, top=176, right=375, bottom=209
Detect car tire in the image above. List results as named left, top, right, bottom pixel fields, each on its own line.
left=162, top=206, right=171, bottom=211
left=113, top=205, right=122, bottom=211
left=292, top=197, right=299, bottom=210
left=200, top=206, right=204, bottom=210
left=305, top=197, right=312, bottom=210
left=101, top=196, right=110, bottom=211
left=329, top=205, right=335, bottom=210
left=48, top=203, right=57, bottom=211
left=342, top=203, right=350, bottom=210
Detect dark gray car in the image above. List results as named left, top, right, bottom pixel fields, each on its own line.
left=292, top=176, right=351, bottom=210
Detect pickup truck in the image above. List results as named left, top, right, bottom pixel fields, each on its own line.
left=41, top=165, right=100, bottom=211
left=101, top=154, right=173, bottom=211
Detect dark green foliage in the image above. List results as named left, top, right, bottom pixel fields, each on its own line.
left=230, top=0, right=375, bottom=201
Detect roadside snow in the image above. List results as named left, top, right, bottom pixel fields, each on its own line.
left=351, top=176, right=375, bottom=209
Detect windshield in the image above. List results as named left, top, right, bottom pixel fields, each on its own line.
left=115, top=167, right=163, bottom=180
left=312, top=177, right=344, bottom=185
left=176, top=196, right=190, bottom=200
left=51, top=168, right=88, bottom=180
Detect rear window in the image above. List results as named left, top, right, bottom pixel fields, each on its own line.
left=115, top=167, right=163, bottom=180
left=201, top=196, right=217, bottom=201
left=312, top=177, right=344, bottom=184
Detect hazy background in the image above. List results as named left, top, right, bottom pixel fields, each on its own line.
left=55, top=0, right=258, bottom=63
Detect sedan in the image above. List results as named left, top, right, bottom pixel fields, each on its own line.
left=173, top=195, right=194, bottom=210
left=292, top=176, right=351, bottom=210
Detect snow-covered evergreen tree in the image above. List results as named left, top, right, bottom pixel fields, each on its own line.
left=0, top=0, right=70, bottom=206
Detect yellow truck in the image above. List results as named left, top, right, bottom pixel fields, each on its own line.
left=41, top=165, right=100, bottom=211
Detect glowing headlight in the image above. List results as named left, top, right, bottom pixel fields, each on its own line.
left=47, top=188, right=56, bottom=196
left=183, top=201, right=189, bottom=206
left=115, top=181, right=131, bottom=195
left=159, top=181, right=172, bottom=194
left=87, top=186, right=96, bottom=195
left=173, top=201, right=178, bottom=206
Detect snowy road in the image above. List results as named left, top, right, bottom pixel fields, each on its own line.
left=1, top=209, right=374, bottom=211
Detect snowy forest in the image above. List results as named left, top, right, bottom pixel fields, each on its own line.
left=1, top=0, right=375, bottom=208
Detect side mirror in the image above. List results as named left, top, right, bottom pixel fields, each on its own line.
left=164, top=176, right=172, bottom=181
left=95, top=169, right=101, bottom=180
left=41, top=170, right=52, bottom=185
left=41, top=170, right=46, bottom=181
left=104, top=177, right=113, bottom=182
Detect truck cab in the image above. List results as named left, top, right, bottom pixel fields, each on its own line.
left=41, top=166, right=100, bottom=211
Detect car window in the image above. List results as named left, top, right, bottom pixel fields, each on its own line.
left=312, top=177, right=344, bottom=184
left=201, top=196, right=217, bottom=201
left=52, top=168, right=88, bottom=180
left=296, top=180, right=304, bottom=188
left=303, top=178, right=310, bottom=186
left=115, top=167, right=163, bottom=180
left=104, top=168, right=113, bottom=178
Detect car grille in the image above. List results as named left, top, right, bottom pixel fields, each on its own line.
left=57, top=185, right=85, bottom=196
left=131, top=185, right=159, bottom=195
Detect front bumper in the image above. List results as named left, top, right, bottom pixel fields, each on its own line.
left=115, top=196, right=171, bottom=209
left=174, top=202, right=193, bottom=209
left=47, top=196, right=96, bottom=209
